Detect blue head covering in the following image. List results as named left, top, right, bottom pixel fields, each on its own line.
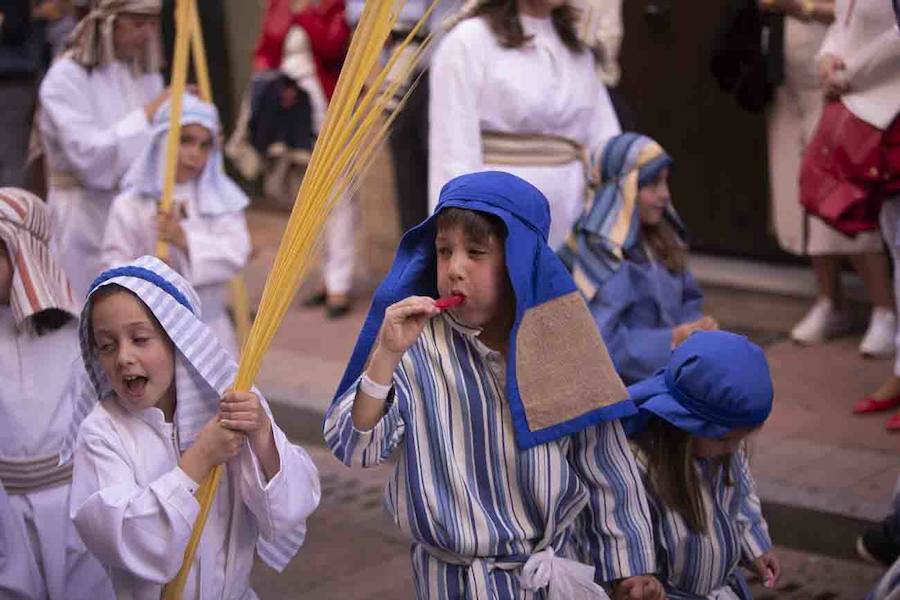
left=60, top=256, right=305, bottom=570
left=559, top=132, right=684, bottom=301
left=332, top=171, right=633, bottom=449
left=622, top=330, right=774, bottom=438
left=120, top=94, right=249, bottom=216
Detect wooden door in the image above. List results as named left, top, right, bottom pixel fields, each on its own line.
left=618, top=0, right=787, bottom=260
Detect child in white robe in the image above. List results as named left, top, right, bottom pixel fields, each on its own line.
left=67, top=255, right=321, bottom=599
left=102, top=94, right=251, bottom=356
left=0, top=187, right=114, bottom=600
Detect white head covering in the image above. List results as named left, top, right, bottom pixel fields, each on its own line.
left=62, top=255, right=304, bottom=570
left=67, top=0, right=162, bottom=73
left=120, top=94, right=250, bottom=216
left=0, top=188, right=77, bottom=330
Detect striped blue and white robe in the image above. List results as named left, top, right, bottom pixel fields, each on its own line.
left=634, top=446, right=772, bottom=600
left=324, top=313, right=655, bottom=599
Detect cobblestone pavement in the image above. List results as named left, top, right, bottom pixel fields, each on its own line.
left=250, top=446, right=887, bottom=599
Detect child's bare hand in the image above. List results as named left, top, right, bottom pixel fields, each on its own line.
left=752, top=552, right=780, bottom=588
left=219, top=390, right=272, bottom=445
left=614, top=575, right=664, bottom=600
left=156, top=210, right=187, bottom=252
left=697, top=315, right=719, bottom=331
left=378, top=296, right=441, bottom=356
left=179, top=416, right=245, bottom=483
left=817, top=53, right=849, bottom=97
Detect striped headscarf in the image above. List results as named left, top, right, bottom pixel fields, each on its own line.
left=0, top=188, right=77, bottom=330
left=558, top=132, right=683, bottom=301
left=67, top=0, right=162, bottom=73
left=121, top=94, right=250, bottom=216
left=62, top=256, right=304, bottom=570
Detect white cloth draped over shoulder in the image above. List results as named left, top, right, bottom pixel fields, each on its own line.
left=429, top=14, right=621, bottom=249
left=38, top=56, right=163, bottom=299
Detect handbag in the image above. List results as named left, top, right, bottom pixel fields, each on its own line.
left=799, top=100, right=900, bottom=236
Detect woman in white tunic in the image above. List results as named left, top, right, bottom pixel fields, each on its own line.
left=0, top=188, right=114, bottom=600
left=429, top=0, right=621, bottom=249
left=38, top=0, right=168, bottom=299
left=762, top=0, right=894, bottom=356
left=101, top=94, right=252, bottom=356
left=67, top=256, right=321, bottom=600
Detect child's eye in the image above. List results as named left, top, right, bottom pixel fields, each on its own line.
left=436, top=247, right=451, bottom=257
left=97, top=343, right=115, bottom=354
left=133, top=337, right=151, bottom=344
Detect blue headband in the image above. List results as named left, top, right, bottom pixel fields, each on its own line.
left=89, top=265, right=194, bottom=313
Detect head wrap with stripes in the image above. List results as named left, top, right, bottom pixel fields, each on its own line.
left=0, top=188, right=77, bottom=330
left=121, top=94, right=250, bottom=216
left=62, top=255, right=304, bottom=570
left=558, top=132, right=683, bottom=301
left=67, top=0, right=162, bottom=73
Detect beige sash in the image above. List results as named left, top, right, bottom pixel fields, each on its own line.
left=481, top=131, right=594, bottom=186
left=0, top=454, right=73, bottom=494
left=48, top=170, right=80, bottom=190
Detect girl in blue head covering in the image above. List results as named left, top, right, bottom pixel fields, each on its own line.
left=621, top=330, right=780, bottom=599
left=324, top=171, right=664, bottom=600
left=101, top=94, right=251, bottom=356
left=559, top=133, right=717, bottom=385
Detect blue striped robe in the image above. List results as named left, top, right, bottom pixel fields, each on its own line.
left=633, top=446, right=772, bottom=599
left=324, top=314, right=655, bottom=599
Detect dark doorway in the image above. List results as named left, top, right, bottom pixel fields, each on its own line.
left=160, top=0, right=235, bottom=132
left=618, top=0, right=788, bottom=261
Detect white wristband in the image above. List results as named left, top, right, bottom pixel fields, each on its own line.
left=359, top=373, right=392, bottom=400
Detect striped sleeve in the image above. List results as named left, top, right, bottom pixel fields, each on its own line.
left=323, top=374, right=406, bottom=468
left=735, top=450, right=773, bottom=563
left=570, top=420, right=656, bottom=581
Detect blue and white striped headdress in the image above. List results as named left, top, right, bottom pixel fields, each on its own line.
left=62, top=256, right=303, bottom=570
left=120, top=94, right=249, bottom=216
left=559, top=132, right=684, bottom=301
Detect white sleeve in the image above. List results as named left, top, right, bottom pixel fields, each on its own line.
left=588, top=81, right=621, bottom=162
left=70, top=432, right=200, bottom=584
left=593, top=0, right=623, bottom=85
left=843, top=28, right=900, bottom=93
left=39, top=62, right=152, bottom=191
left=236, top=422, right=321, bottom=543
left=182, top=211, right=251, bottom=287
left=101, top=193, right=145, bottom=270
left=817, top=0, right=848, bottom=59
left=428, top=23, right=487, bottom=212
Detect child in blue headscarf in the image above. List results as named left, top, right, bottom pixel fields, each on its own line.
left=324, top=171, right=663, bottom=600
left=101, top=94, right=251, bottom=356
left=622, top=330, right=780, bottom=599
left=559, top=133, right=717, bottom=385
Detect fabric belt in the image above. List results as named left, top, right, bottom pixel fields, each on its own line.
left=481, top=131, right=596, bottom=190
left=48, top=170, right=80, bottom=190
left=420, top=540, right=607, bottom=599
left=0, top=454, right=72, bottom=494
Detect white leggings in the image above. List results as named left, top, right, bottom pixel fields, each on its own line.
left=323, top=192, right=357, bottom=295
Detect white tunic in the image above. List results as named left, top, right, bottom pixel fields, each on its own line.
left=101, top=183, right=251, bottom=356
left=818, top=0, right=900, bottom=129
left=0, top=307, right=114, bottom=600
left=70, top=398, right=321, bottom=600
left=38, top=56, right=164, bottom=299
left=429, top=14, right=621, bottom=248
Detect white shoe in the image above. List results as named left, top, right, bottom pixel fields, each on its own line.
left=790, top=298, right=852, bottom=344
left=859, top=307, right=897, bottom=357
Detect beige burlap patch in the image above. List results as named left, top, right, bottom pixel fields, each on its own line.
left=515, top=291, right=627, bottom=430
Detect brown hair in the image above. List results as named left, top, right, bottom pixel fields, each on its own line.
left=636, top=418, right=735, bottom=534
left=86, top=284, right=168, bottom=351
left=641, top=220, right=687, bottom=274
left=472, top=1, right=583, bottom=53
left=435, top=208, right=507, bottom=245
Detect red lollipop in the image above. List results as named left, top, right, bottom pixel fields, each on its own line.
left=435, top=294, right=465, bottom=310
